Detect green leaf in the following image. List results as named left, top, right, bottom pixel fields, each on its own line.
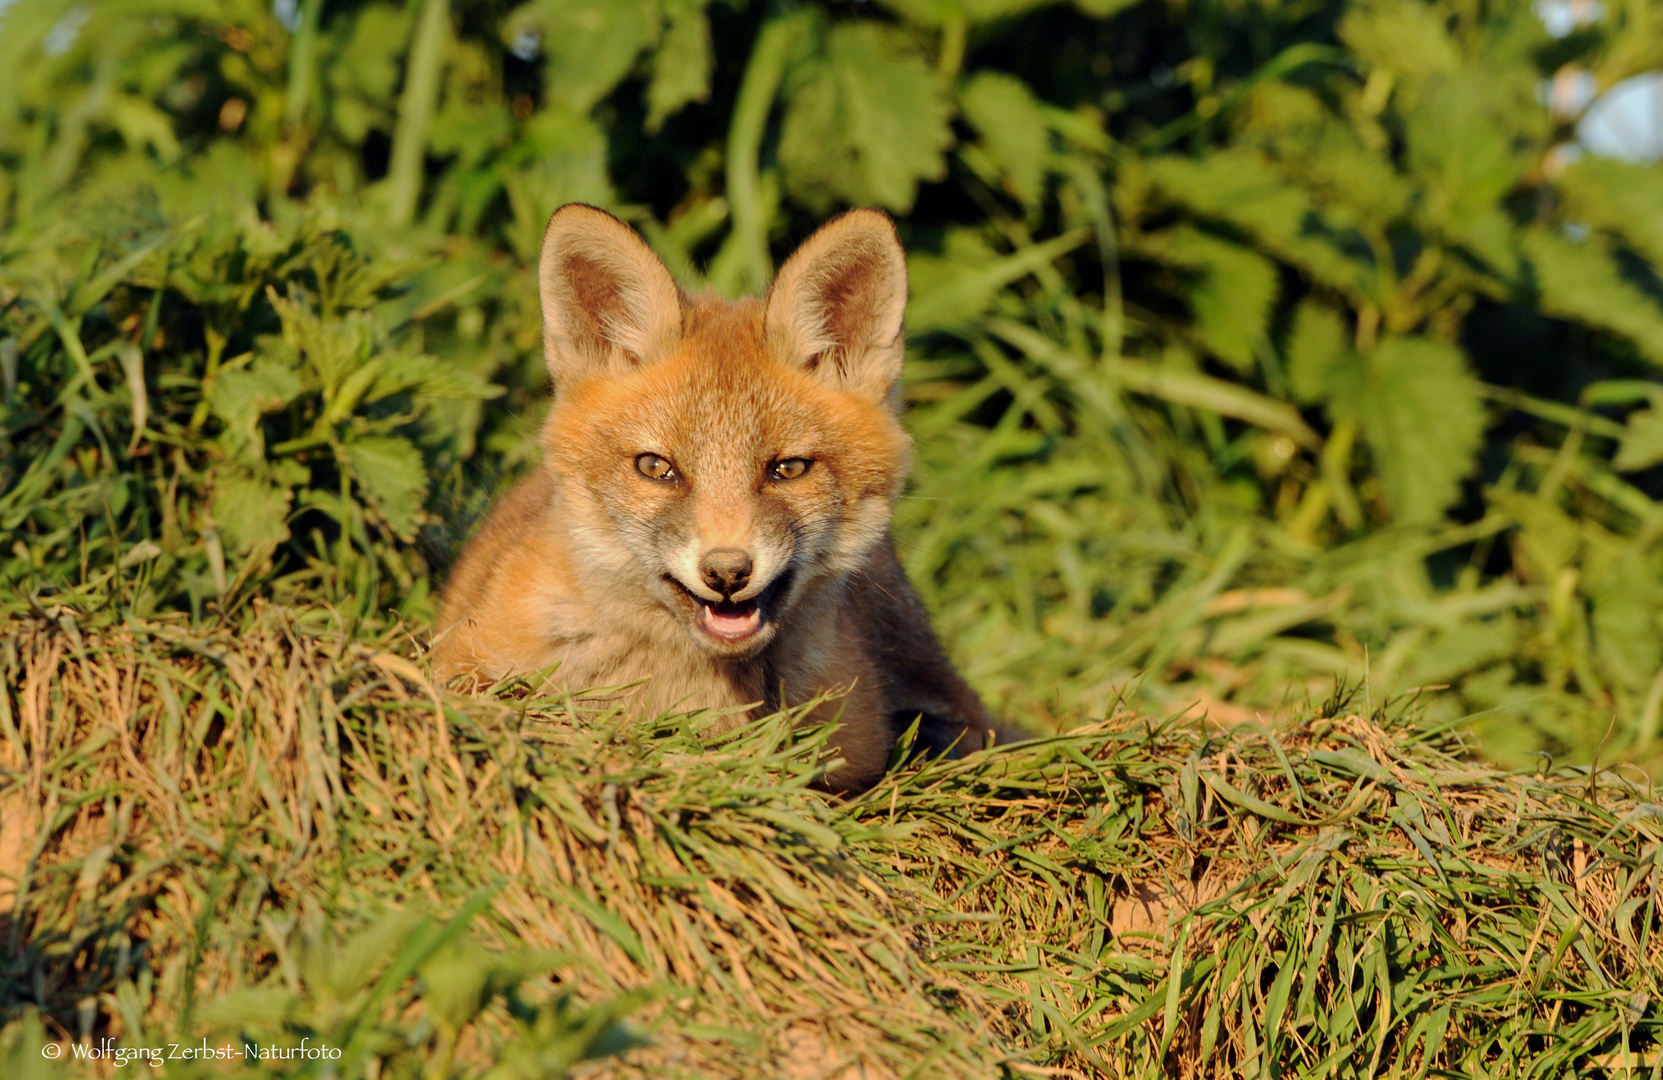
left=196, top=987, right=300, bottom=1029
left=152, top=141, right=263, bottom=221
left=501, top=109, right=614, bottom=260
left=779, top=23, right=953, bottom=213
left=1333, top=336, right=1486, bottom=523
left=1283, top=118, right=1413, bottom=225
left=1558, top=158, right=1663, bottom=271
left=292, top=909, right=424, bottom=1003
left=1523, top=228, right=1663, bottom=368
left=959, top=72, right=1051, bottom=206
left=325, top=4, right=412, bottom=143
left=107, top=94, right=180, bottom=162
left=987, top=318, right=1321, bottom=447
left=211, top=362, right=306, bottom=430
left=430, top=81, right=515, bottom=169
left=0, top=1009, right=60, bottom=1080
left=1073, top=0, right=1145, bottom=14
left=210, top=358, right=305, bottom=463
left=1402, top=616, right=1519, bottom=688
left=341, top=436, right=429, bottom=540
left=504, top=0, right=658, bottom=113
left=1117, top=356, right=1320, bottom=447
left=1613, top=400, right=1663, bottom=472
left=875, top=0, right=1055, bottom=26
left=1488, top=488, right=1582, bottom=580
left=420, top=942, right=496, bottom=1032
left=267, top=292, right=375, bottom=400
left=484, top=990, right=652, bottom=1080
left=1337, top=0, right=1460, bottom=86
left=1145, top=149, right=1378, bottom=299
left=1160, top=227, right=1278, bottom=374
left=1589, top=557, right=1663, bottom=692
left=1285, top=300, right=1350, bottom=405
left=645, top=1, right=712, bottom=133
left=1448, top=207, right=1520, bottom=281
left=1406, top=75, right=1529, bottom=227
left=210, top=470, right=294, bottom=554
left=907, top=227, right=1090, bottom=332
left=326, top=356, right=387, bottom=424
left=366, top=351, right=498, bottom=405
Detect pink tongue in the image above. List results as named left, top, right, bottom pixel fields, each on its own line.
left=702, top=605, right=761, bottom=638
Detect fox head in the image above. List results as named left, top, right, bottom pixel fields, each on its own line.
left=536, top=204, right=913, bottom=658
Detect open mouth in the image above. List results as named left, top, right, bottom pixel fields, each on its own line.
left=665, top=569, right=793, bottom=645
left=700, top=597, right=762, bottom=640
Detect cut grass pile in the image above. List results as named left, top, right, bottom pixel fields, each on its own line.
left=1, top=606, right=1660, bottom=1077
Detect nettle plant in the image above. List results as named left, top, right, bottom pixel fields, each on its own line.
left=0, top=210, right=495, bottom=620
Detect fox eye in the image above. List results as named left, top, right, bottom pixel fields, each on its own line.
left=635, top=453, right=677, bottom=481
left=770, top=458, right=813, bottom=481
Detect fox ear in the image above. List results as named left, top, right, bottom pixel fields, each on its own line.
left=539, top=204, right=682, bottom=389
left=765, top=209, right=908, bottom=407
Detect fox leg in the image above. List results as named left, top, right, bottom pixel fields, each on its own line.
left=794, top=676, right=895, bottom=794
left=846, top=542, right=1004, bottom=757
left=764, top=598, right=900, bottom=793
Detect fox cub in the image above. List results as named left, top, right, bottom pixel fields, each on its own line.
left=432, top=204, right=995, bottom=790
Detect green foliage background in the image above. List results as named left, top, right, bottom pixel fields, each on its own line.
left=5, top=0, right=1663, bottom=768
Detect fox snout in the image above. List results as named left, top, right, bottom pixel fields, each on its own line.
left=665, top=537, right=788, bottom=650
left=700, top=548, right=753, bottom=598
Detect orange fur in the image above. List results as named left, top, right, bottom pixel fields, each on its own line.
left=433, top=205, right=994, bottom=791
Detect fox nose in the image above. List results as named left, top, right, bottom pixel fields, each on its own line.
left=700, top=549, right=753, bottom=598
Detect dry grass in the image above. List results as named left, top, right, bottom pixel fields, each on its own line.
left=1, top=605, right=1660, bottom=1078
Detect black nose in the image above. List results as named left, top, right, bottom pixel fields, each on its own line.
left=700, top=549, right=753, bottom=597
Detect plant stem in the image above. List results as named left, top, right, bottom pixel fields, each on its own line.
left=188, top=325, right=227, bottom=433
left=938, top=16, right=966, bottom=79
left=718, top=11, right=809, bottom=294
left=283, top=0, right=325, bottom=129
left=1063, top=160, right=1123, bottom=363
left=386, top=0, right=451, bottom=227
left=1320, top=418, right=1362, bottom=531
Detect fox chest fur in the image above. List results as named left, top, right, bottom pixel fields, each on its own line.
left=433, top=205, right=993, bottom=790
